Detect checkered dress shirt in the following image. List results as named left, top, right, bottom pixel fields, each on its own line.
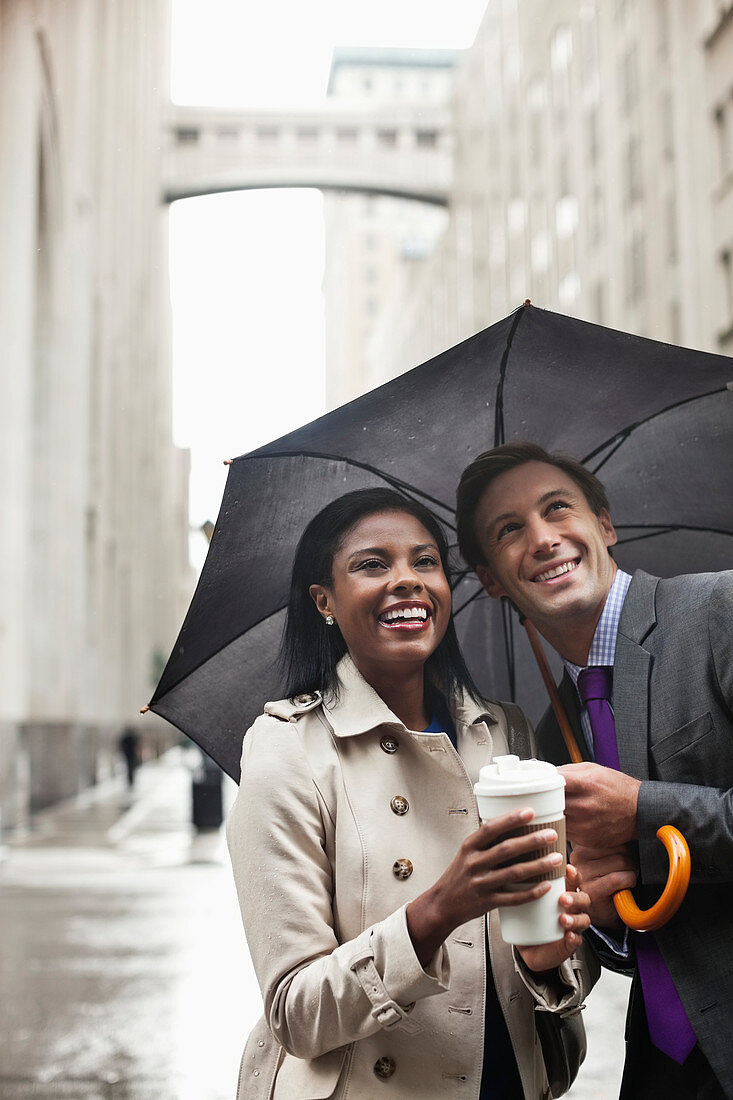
left=563, top=568, right=633, bottom=759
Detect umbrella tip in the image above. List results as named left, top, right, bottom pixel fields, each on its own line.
left=524, top=298, right=532, bottom=307
left=139, top=705, right=150, bottom=715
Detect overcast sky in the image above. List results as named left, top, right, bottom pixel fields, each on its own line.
left=169, top=0, right=487, bottom=563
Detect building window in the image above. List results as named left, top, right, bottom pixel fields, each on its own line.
left=296, top=127, right=318, bottom=143
left=715, top=100, right=732, bottom=181
left=216, top=127, right=239, bottom=141
left=626, top=232, right=646, bottom=301
left=591, top=280, right=606, bottom=324
left=527, top=79, right=546, bottom=167
left=619, top=45, right=639, bottom=115
left=336, top=128, right=358, bottom=143
left=585, top=108, right=599, bottom=167
left=656, top=0, right=669, bottom=58
left=625, top=135, right=643, bottom=204
left=531, top=230, right=551, bottom=272
left=666, top=192, right=678, bottom=262
left=558, top=271, right=581, bottom=307
left=551, top=26, right=573, bottom=71
left=556, top=195, right=578, bottom=238
left=661, top=91, right=674, bottom=161
left=588, top=186, right=604, bottom=246
left=557, top=153, right=570, bottom=197
left=377, top=129, right=398, bottom=146
left=416, top=130, right=438, bottom=147
left=508, top=198, right=526, bottom=234
left=669, top=298, right=681, bottom=343
left=579, top=8, right=599, bottom=84
left=256, top=127, right=279, bottom=144
left=721, top=249, right=733, bottom=326
left=175, top=127, right=199, bottom=144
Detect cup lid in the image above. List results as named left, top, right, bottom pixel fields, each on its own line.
left=474, top=754, right=565, bottom=795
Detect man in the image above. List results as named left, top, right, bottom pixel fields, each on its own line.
left=455, top=441, right=733, bottom=1099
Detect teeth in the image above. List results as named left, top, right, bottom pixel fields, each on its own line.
left=535, top=561, right=578, bottom=583
left=382, top=607, right=428, bottom=621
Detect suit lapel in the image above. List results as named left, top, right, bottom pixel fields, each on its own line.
left=614, top=571, right=659, bottom=782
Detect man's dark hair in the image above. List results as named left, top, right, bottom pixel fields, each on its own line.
left=456, top=442, right=611, bottom=568
left=281, top=487, right=480, bottom=704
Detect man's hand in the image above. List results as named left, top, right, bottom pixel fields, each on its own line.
left=569, top=844, right=638, bottom=933
left=558, top=763, right=641, bottom=848
left=516, top=864, right=591, bottom=973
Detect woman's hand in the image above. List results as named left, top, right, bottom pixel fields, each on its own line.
left=515, top=864, right=592, bottom=973
left=406, top=808, right=564, bottom=967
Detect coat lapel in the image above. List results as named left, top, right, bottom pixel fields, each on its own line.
left=613, top=571, right=659, bottom=782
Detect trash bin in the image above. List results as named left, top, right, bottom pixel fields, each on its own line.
left=191, top=753, right=224, bottom=830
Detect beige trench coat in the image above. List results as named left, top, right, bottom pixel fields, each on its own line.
left=227, top=656, right=595, bottom=1099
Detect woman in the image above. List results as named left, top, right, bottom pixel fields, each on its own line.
left=227, top=488, right=594, bottom=1099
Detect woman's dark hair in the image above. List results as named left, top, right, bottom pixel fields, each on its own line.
left=280, top=487, right=480, bottom=705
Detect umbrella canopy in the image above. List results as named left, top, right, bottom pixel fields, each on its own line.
left=149, top=304, right=733, bottom=780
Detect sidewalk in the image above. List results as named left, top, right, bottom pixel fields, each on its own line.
left=0, top=749, right=261, bottom=1100
left=0, top=749, right=628, bottom=1099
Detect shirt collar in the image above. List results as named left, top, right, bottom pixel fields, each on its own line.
left=324, top=653, right=501, bottom=738
left=564, top=568, right=632, bottom=686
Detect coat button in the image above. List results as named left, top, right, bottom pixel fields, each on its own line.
left=390, top=795, right=409, bottom=816
left=380, top=735, right=399, bottom=754
left=393, top=858, right=413, bottom=879
left=373, top=1056, right=396, bottom=1079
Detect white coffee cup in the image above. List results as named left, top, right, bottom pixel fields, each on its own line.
left=474, top=755, right=566, bottom=945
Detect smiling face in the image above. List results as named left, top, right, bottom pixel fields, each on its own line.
left=309, top=509, right=452, bottom=686
left=472, top=461, right=618, bottom=661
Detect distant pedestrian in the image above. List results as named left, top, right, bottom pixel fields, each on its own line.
left=118, top=727, right=141, bottom=788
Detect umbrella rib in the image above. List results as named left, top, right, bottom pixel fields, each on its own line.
left=494, top=303, right=530, bottom=447
left=240, top=449, right=457, bottom=525
left=501, top=598, right=516, bottom=701
left=582, top=386, right=730, bottom=473
left=453, top=587, right=487, bottom=616
left=615, top=522, right=733, bottom=545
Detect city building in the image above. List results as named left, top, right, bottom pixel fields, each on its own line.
left=0, top=0, right=192, bottom=828
left=364, top=0, right=733, bottom=387
left=322, top=48, right=458, bottom=407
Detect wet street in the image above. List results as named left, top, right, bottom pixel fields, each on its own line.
left=0, top=750, right=628, bottom=1099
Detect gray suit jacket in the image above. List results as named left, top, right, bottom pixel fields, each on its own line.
left=535, top=569, right=733, bottom=1096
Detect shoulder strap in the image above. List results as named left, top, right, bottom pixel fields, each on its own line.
left=263, top=691, right=323, bottom=723
left=500, top=700, right=533, bottom=760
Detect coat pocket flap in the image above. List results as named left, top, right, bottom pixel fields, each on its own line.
left=274, top=1047, right=348, bottom=1099
left=650, top=712, right=713, bottom=766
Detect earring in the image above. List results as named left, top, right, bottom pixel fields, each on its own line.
left=325, top=614, right=335, bottom=627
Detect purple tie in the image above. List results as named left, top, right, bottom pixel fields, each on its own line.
left=577, top=667, right=697, bottom=1064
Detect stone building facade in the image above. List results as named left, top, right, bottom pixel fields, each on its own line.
left=323, top=48, right=457, bottom=407
left=0, top=0, right=191, bottom=829
left=364, top=0, right=733, bottom=386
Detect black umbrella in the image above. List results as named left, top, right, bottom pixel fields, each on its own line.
left=147, top=304, right=733, bottom=780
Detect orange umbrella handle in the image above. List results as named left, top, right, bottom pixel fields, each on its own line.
left=613, top=825, right=691, bottom=932
left=520, top=618, right=692, bottom=930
